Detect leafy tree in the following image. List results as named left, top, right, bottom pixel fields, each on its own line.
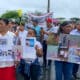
left=1, top=10, right=19, bottom=19
left=70, top=17, right=80, bottom=22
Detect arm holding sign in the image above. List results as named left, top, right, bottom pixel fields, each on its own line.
left=13, top=46, right=23, bottom=67
left=35, top=45, right=43, bottom=57
left=35, top=41, right=43, bottom=57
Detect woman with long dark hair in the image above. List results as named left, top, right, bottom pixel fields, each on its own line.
left=55, top=21, right=74, bottom=80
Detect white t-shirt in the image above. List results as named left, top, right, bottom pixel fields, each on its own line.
left=70, top=29, right=80, bottom=35
left=18, top=30, right=42, bottom=60
left=0, top=31, right=15, bottom=68
left=53, top=26, right=59, bottom=33
left=18, top=30, right=28, bottom=46
left=22, top=40, right=42, bottom=60
left=19, top=36, right=42, bottom=60
left=43, top=26, right=56, bottom=40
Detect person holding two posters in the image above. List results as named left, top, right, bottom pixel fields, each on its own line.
left=70, top=21, right=80, bottom=79
left=42, top=18, right=56, bottom=68
left=55, top=21, right=74, bottom=80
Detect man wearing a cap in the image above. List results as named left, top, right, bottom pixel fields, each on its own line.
left=42, top=18, right=56, bottom=68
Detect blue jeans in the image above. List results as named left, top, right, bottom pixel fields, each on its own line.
left=30, top=63, right=41, bottom=80
left=43, top=40, right=47, bottom=67
left=55, top=61, right=74, bottom=80
left=72, top=63, right=79, bottom=77
left=17, top=59, right=41, bottom=80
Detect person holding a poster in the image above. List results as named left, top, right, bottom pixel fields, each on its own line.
left=55, top=21, right=74, bottom=80
left=0, top=18, right=17, bottom=80
left=18, top=28, right=43, bottom=80
left=70, top=21, right=80, bottom=79
left=42, top=18, right=55, bottom=68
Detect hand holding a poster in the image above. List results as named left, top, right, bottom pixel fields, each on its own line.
left=35, top=45, right=43, bottom=57
left=12, top=45, right=23, bottom=61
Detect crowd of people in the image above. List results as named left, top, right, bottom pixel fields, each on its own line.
left=0, top=17, right=80, bottom=80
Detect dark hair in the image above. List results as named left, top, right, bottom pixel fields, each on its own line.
left=29, top=28, right=37, bottom=37
left=9, top=21, right=15, bottom=24
left=58, top=21, right=70, bottom=34
left=32, top=19, right=38, bottom=24
left=76, top=21, right=80, bottom=25
left=20, top=21, right=25, bottom=26
left=0, top=18, right=9, bottom=25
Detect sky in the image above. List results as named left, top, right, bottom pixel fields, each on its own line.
left=0, top=0, right=80, bottom=18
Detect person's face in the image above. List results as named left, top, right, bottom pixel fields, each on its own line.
left=0, top=20, right=8, bottom=32
left=76, top=24, right=80, bottom=31
left=19, top=25, right=24, bottom=31
left=8, top=22, right=13, bottom=28
left=62, top=25, right=72, bottom=34
left=27, top=29, right=35, bottom=37
left=33, top=22, right=37, bottom=27
left=46, top=22, right=52, bottom=28
left=71, top=23, right=76, bottom=29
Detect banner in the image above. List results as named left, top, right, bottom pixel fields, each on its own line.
left=28, top=12, right=53, bottom=20
left=47, top=34, right=80, bottom=64
left=28, top=12, right=53, bottom=27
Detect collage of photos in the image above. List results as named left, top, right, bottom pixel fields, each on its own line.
left=47, top=34, right=80, bottom=64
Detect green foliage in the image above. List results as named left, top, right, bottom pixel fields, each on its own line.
left=1, top=11, right=19, bottom=19
left=70, top=17, right=80, bottom=22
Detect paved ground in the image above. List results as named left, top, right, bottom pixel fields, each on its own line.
left=16, top=62, right=80, bottom=80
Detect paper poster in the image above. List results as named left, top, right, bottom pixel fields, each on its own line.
left=47, top=34, right=59, bottom=61
left=47, top=34, right=80, bottom=64
left=22, top=37, right=37, bottom=60
left=47, top=45, right=59, bottom=60
left=12, top=45, right=23, bottom=61
left=47, top=34, right=59, bottom=45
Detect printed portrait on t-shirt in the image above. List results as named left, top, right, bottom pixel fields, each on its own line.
left=0, top=39, right=7, bottom=45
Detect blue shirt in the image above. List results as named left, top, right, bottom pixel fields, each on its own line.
left=34, top=25, right=41, bottom=37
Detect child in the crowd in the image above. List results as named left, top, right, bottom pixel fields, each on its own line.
left=0, top=18, right=17, bottom=80
left=17, top=28, right=43, bottom=80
